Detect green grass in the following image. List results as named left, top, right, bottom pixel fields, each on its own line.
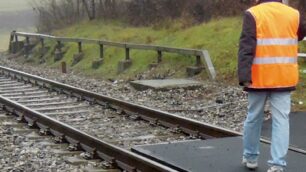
left=30, top=17, right=241, bottom=79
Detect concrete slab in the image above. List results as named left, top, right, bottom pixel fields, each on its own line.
left=130, top=79, right=202, bottom=91
left=132, top=137, right=306, bottom=172
left=262, top=112, right=306, bottom=151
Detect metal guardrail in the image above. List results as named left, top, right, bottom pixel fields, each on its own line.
left=9, top=31, right=216, bottom=79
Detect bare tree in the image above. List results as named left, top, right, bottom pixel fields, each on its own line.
left=82, top=0, right=96, bottom=20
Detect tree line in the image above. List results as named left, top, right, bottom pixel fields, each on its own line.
left=31, top=0, right=305, bottom=32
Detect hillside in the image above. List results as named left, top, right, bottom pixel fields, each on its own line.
left=16, top=17, right=306, bottom=110
left=30, top=18, right=241, bottom=78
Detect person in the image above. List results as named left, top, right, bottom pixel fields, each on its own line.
left=238, top=0, right=306, bottom=172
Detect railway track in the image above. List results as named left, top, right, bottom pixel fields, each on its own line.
left=0, top=66, right=241, bottom=171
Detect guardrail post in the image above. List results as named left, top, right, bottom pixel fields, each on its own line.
left=92, top=43, right=104, bottom=69
left=57, top=41, right=62, bottom=52
left=14, top=34, right=19, bottom=53
left=54, top=41, right=64, bottom=62
left=157, top=51, right=162, bottom=63
left=24, top=37, right=30, bottom=57
left=196, top=55, right=201, bottom=66
left=125, top=48, right=130, bottom=60
left=118, top=46, right=132, bottom=73
left=72, top=41, right=84, bottom=66
left=8, top=32, right=15, bottom=53
left=187, top=55, right=203, bottom=77
left=10, top=32, right=24, bottom=54
left=99, top=44, right=104, bottom=59
left=201, top=50, right=216, bottom=80
left=78, top=42, right=82, bottom=53
left=40, top=38, right=45, bottom=57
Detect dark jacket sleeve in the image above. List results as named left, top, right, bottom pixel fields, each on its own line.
left=298, top=13, right=306, bottom=41
left=238, top=11, right=257, bottom=86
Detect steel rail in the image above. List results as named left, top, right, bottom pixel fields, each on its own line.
left=0, top=95, right=177, bottom=172
left=0, top=65, right=239, bottom=139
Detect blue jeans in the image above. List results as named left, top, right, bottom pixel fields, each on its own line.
left=243, top=91, right=290, bottom=167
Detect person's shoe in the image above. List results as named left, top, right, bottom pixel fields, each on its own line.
left=267, top=166, right=284, bottom=172
left=242, top=157, right=258, bottom=170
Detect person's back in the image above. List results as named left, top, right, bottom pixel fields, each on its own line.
left=246, top=2, right=299, bottom=90
left=238, top=1, right=306, bottom=172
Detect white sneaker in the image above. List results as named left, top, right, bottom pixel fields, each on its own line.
left=242, top=157, right=258, bottom=170
left=267, top=166, right=284, bottom=172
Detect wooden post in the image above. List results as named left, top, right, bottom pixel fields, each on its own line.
left=99, top=44, right=104, bottom=59
left=125, top=48, right=130, bottom=60
left=157, top=51, right=162, bottom=63
left=78, top=42, right=82, bottom=53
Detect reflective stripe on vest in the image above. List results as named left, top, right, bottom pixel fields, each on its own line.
left=257, top=38, right=298, bottom=45
left=253, top=57, right=297, bottom=64
left=247, top=2, right=299, bottom=89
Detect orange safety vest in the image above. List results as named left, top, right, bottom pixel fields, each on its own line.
left=247, top=2, right=300, bottom=89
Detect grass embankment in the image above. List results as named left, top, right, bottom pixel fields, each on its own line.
left=25, top=17, right=306, bottom=110
left=31, top=17, right=241, bottom=79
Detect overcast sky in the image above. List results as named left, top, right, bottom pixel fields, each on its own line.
left=0, top=0, right=32, bottom=12
left=0, top=0, right=36, bottom=51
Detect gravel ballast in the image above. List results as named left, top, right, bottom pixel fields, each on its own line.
left=0, top=53, right=251, bottom=171
left=0, top=54, right=248, bottom=132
